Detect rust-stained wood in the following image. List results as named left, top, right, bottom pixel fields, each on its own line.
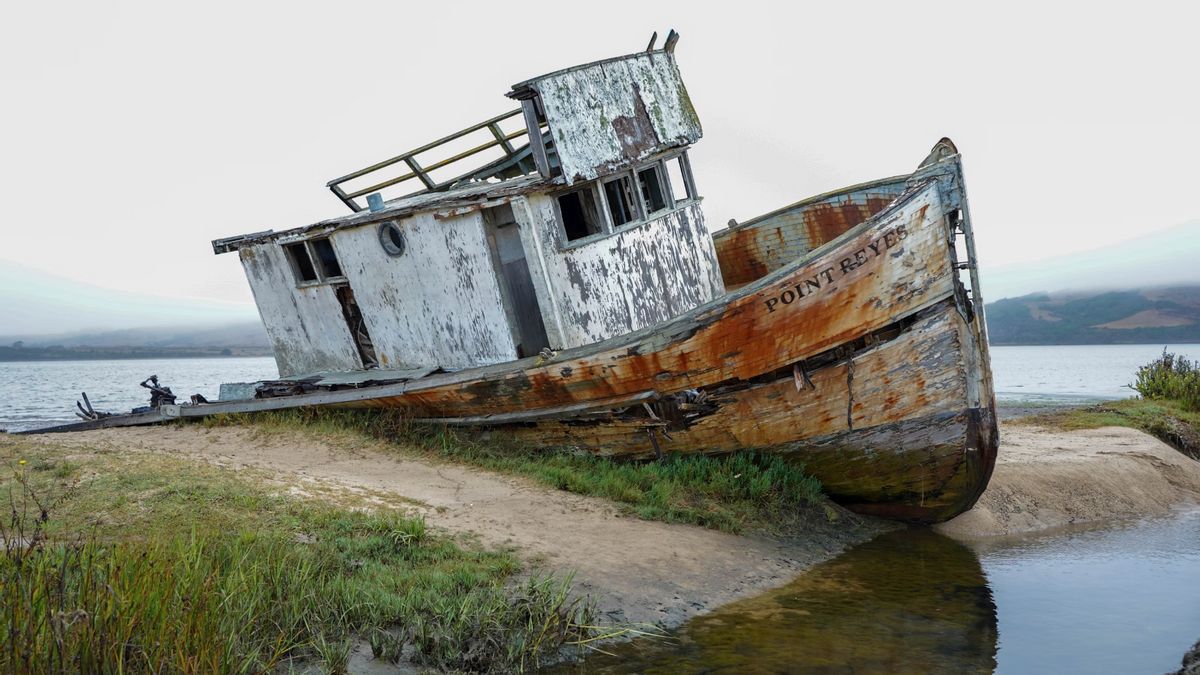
left=713, top=176, right=911, bottom=289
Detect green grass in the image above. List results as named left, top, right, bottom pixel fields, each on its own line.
left=200, top=408, right=828, bottom=534
left=0, top=438, right=594, bottom=673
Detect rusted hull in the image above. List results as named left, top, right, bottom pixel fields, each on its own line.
left=93, top=149, right=994, bottom=523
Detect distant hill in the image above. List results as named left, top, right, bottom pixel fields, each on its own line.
left=0, top=322, right=271, bottom=361
left=985, top=286, right=1200, bottom=345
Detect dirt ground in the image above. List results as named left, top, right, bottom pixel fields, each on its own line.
left=26, top=425, right=877, bottom=628
left=936, top=422, right=1200, bottom=539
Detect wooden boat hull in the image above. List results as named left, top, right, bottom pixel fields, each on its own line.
left=36, top=148, right=996, bottom=523
left=330, top=150, right=998, bottom=523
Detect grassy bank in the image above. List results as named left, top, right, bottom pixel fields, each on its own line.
left=199, top=408, right=828, bottom=534
left=1024, top=351, right=1200, bottom=460
left=0, top=436, right=593, bottom=673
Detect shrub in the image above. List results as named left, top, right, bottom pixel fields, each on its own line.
left=1133, top=350, right=1200, bottom=411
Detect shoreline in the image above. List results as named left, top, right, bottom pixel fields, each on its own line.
left=14, top=425, right=886, bottom=629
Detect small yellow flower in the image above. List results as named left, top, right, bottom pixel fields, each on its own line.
left=17, top=459, right=26, bottom=465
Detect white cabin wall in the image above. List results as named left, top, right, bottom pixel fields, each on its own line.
left=519, top=195, right=724, bottom=349
left=238, top=244, right=363, bottom=377
left=330, top=211, right=519, bottom=369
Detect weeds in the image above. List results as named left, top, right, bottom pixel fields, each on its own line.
left=201, top=408, right=826, bottom=534
left=0, top=442, right=595, bottom=673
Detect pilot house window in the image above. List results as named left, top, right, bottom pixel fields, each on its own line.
left=556, top=186, right=603, bottom=241
left=637, top=165, right=669, bottom=215
left=603, top=175, right=639, bottom=227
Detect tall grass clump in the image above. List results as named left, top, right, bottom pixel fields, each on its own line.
left=0, top=453, right=595, bottom=673
left=203, top=408, right=827, bottom=533
left=1133, top=349, right=1200, bottom=411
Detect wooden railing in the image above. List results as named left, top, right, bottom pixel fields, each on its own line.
left=326, top=109, right=543, bottom=212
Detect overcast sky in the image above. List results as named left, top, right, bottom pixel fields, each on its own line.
left=1, top=1, right=1197, bottom=334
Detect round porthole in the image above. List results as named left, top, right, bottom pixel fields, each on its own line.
left=379, top=221, right=406, bottom=257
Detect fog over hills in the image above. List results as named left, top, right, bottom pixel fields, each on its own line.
left=0, top=259, right=260, bottom=337
left=979, top=219, right=1200, bottom=301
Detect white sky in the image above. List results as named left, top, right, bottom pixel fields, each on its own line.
left=1, top=0, right=1198, bottom=333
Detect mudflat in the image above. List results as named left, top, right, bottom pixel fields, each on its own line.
left=936, top=422, right=1200, bottom=538
left=26, top=425, right=878, bottom=627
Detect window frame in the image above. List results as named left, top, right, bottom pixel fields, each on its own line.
left=601, top=172, right=643, bottom=230
left=662, top=151, right=698, bottom=208
left=284, top=236, right=347, bottom=288
left=551, top=150, right=701, bottom=249
left=552, top=182, right=610, bottom=249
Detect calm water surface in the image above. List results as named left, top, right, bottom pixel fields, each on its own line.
left=3, top=344, right=1198, bottom=432
left=991, top=343, right=1200, bottom=404
left=553, top=509, right=1200, bottom=674
left=0, top=357, right=278, bottom=432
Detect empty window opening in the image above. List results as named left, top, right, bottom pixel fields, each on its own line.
left=285, top=243, right=318, bottom=283
left=603, top=175, right=639, bottom=227
left=637, top=165, right=669, bottom=215
left=557, top=187, right=603, bottom=241
left=665, top=154, right=693, bottom=204
left=310, top=238, right=343, bottom=278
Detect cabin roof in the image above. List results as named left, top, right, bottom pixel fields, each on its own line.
left=506, top=49, right=666, bottom=99
left=212, top=174, right=552, bottom=254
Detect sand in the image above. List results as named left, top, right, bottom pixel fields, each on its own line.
left=936, top=422, right=1200, bottom=539
left=27, top=425, right=876, bottom=627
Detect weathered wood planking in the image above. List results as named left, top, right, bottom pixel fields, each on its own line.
left=713, top=176, right=911, bottom=289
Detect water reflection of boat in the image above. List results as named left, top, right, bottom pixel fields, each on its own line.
left=556, top=529, right=997, bottom=674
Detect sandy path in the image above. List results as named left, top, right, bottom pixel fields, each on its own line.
left=936, top=423, right=1200, bottom=538
left=31, top=425, right=870, bottom=627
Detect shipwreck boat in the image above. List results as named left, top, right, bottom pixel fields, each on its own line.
left=32, top=34, right=997, bottom=523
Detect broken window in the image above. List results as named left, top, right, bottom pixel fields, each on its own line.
left=285, top=242, right=318, bottom=283
left=603, top=174, right=639, bottom=227
left=557, top=186, right=603, bottom=242
left=665, top=153, right=695, bottom=205
left=310, top=238, right=344, bottom=279
left=637, top=164, right=669, bottom=215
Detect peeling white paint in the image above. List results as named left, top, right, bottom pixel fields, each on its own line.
left=239, top=245, right=363, bottom=377
left=526, top=52, right=702, bottom=184
left=331, top=211, right=518, bottom=370
left=519, top=195, right=724, bottom=349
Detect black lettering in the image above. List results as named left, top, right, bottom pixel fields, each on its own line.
left=897, top=224, right=909, bottom=239
left=884, top=231, right=896, bottom=248
left=840, top=258, right=856, bottom=274
left=854, top=250, right=868, bottom=266
left=780, top=289, right=796, bottom=304
left=867, top=241, right=881, bottom=256
left=803, top=277, right=821, bottom=293
left=764, top=297, right=779, bottom=313
left=794, top=283, right=806, bottom=298
left=820, top=267, right=835, bottom=284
